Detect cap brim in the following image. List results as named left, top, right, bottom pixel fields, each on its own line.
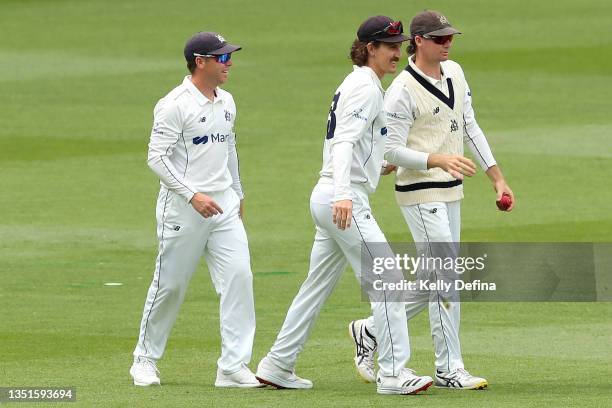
left=425, top=27, right=461, bottom=37
left=378, top=34, right=410, bottom=43
left=209, top=43, right=242, bottom=55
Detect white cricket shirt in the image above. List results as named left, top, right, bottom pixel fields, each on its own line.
left=147, top=76, right=243, bottom=202
left=316, top=66, right=388, bottom=203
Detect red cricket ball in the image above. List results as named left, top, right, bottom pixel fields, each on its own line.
left=496, top=193, right=512, bottom=211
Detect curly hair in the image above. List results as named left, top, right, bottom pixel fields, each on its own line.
left=407, top=39, right=417, bottom=56
left=349, top=39, right=381, bottom=66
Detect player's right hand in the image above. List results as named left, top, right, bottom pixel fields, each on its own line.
left=190, top=192, right=223, bottom=218
left=428, top=153, right=477, bottom=180
left=332, top=199, right=353, bottom=230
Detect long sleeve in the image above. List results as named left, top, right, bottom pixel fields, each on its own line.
left=147, top=101, right=197, bottom=202
left=383, top=83, right=429, bottom=170
left=331, top=142, right=354, bottom=201
left=463, top=84, right=496, bottom=171
left=330, top=83, right=377, bottom=202
left=227, top=131, right=244, bottom=199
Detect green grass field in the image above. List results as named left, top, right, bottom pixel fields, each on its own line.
left=1, top=0, right=611, bottom=406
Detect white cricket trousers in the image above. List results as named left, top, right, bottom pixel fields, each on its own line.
left=133, top=187, right=255, bottom=374
left=267, top=183, right=410, bottom=377
left=364, top=200, right=463, bottom=372
left=402, top=200, right=463, bottom=372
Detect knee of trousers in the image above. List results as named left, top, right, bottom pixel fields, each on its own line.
left=227, top=260, right=253, bottom=287
left=156, top=278, right=190, bottom=301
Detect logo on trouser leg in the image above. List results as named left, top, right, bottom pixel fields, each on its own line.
left=173, top=226, right=181, bottom=231
left=429, top=208, right=438, bottom=214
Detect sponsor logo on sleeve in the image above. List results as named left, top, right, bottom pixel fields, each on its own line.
left=387, top=111, right=406, bottom=120
left=153, top=122, right=164, bottom=135
left=349, top=108, right=368, bottom=121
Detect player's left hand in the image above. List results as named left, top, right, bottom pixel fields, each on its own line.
left=493, top=181, right=515, bottom=211
left=381, top=163, right=397, bottom=175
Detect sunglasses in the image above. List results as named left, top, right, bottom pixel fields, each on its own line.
left=193, top=52, right=232, bottom=64
left=371, top=20, right=403, bottom=36
left=422, top=34, right=454, bottom=45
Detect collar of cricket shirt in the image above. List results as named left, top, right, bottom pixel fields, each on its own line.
left=408, top=56, right=452, bottom=85
left=183, top=76, right=223, bottom=106
left=353, top=65, right=384, bottom=93
left=406, top=56, right=455, bottom=110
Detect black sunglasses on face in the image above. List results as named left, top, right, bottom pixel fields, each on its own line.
left=421, top=34, right=454, bottom=45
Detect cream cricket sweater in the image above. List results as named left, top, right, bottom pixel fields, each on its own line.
left=392, top=60, right=468, bottom=206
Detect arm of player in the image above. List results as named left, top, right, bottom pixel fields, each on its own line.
left=227, top=131, right=245, bottom=218
left=331, top=142, right=353, bottom=230
left=462, top=84, right=496, bottom=171
left=227, top=131, right=244, bottom=200
left=462, top=79, right=514, bottom=209
left=384, top=84, right=475, bottom=178
left=486, top=165, right=515, bottom=211
left=329, top=82, right=377, bottom=230
left=147, top=100, right=198, bottom=203
left=383, top=83, right=429, bottom=170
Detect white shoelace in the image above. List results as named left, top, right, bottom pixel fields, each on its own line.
left=455, top=368, right=472, bottom=379
left=399, top=367, right=418, bottom=381
left=139, top=359, right=159, bottom=375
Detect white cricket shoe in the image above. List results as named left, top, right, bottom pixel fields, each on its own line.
left=376, top=368, right=433, bottom=395
left=130, top=358, right=161, bottom=386
left=349, top=319, right=377, bottom=383
left=435, top=368, right=488, bottom=390
left=255, top=356, right=313, bottom=389
left=215, top=364, right=265, bottom=388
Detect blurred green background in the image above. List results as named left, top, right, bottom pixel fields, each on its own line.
left=1, top=0, right=611, bottom=406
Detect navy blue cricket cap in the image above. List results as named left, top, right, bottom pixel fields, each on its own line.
left=357, top=15, right=409, bottom=43
left=184, top=32, right=242, bottom=62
